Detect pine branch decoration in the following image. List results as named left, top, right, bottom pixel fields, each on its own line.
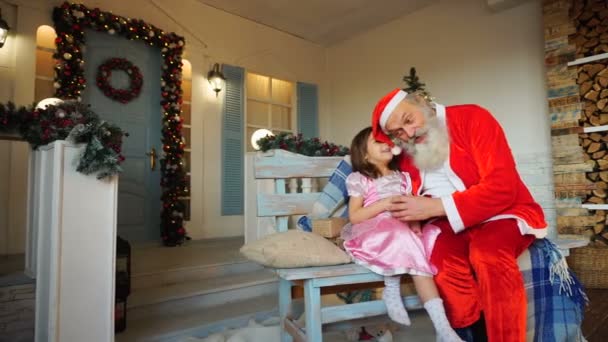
left=402, top=67, right=425, bottom=92
left=402, top=67, right=434, bottom=102
left=0, top=100, right=126, bottom=179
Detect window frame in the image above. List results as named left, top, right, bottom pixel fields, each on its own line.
left=244, top=71, right=296, bottom=152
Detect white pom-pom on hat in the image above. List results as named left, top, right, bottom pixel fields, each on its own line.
left=391, top=145, right=402, bottom=155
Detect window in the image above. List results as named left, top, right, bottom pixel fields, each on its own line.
left=245, top=72, right=294, bottom=151
left=35, top=25, right=57, bottom=102
left=221, top=68, right=318, bottom=216
left=180, top=59, right=192, bottom=221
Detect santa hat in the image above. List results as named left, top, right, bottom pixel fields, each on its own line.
left=371, top=88, right=407, bottom=155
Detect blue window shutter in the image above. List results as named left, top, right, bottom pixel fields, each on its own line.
left=222, top=65, right=245, bottom=215
left=297, top=82, right=319, bottom=138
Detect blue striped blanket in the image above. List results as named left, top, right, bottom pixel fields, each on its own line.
left=299, top=159, right=588, bottom=341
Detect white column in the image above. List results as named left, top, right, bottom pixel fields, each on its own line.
left=24, top=148, right=39, bottom=278
left=34, top=141, right=118, bottom=342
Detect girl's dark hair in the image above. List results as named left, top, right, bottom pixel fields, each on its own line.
left=350, top=126, right=399, bottom=179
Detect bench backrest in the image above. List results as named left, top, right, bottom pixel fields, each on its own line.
left=244, top=149, right=343, bottom=243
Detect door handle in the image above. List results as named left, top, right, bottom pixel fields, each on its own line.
left=146, top=148, right=157, bottom=171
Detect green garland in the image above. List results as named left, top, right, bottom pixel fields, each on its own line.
left=0, top=101, right=126, bottom=179
left=256, top=132, right=349, bottom=157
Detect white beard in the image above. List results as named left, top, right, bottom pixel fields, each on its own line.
left=400, top=116, right=449, bottom=171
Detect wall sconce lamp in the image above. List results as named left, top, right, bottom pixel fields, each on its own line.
left=207, top=63, right=226, bottom=97
left=0, top=10, right=10, bottom=48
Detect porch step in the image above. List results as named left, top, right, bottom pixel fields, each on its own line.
left=131, top=260, right=264, bottom=290
left=116, top=294, right=278, bottom=342
left=130, top=237, right=256, bottom=291
left=127, top=269, right=278, bottom=321
left=119, top=237, right=280, bottom=340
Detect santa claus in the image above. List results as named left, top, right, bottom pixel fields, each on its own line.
left=371, top=88, right=547, bottom=341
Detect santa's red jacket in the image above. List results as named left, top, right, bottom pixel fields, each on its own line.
left=398, top=103, right=547, bottom=237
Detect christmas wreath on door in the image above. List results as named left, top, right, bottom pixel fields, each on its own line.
left=96, top=58, right=143, bottom=104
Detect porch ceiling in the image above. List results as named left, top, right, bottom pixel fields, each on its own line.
left=196, top=0, right=436, bottom=46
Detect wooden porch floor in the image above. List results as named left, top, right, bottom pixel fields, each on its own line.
left=583, top=288, right=608, bottom=342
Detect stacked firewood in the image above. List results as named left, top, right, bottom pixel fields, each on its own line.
left=573, top=0, right=608, bottom=245
left=572, top=0, right=608, bottom=58
left=577, top=63, right=608, bottom=245
left=579, top=64, right=608, bottom=126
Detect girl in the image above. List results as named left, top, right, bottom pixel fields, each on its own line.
left=343, top=127, right=462, bottom=342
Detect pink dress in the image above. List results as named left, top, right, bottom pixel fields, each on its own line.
left=342, top=171, right=440, bottom=276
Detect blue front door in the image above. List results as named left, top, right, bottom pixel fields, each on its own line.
left=82, top=30, right=162, bottom=242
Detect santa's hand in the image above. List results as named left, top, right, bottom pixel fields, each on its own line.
left=388, top=196, right=445, bottom=221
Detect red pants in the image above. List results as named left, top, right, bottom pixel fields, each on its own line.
left=429, top=218, right=534, bottom=342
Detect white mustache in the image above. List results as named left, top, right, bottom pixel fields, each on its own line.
left=398, top=117, right=449, bottom=170
left=413, top=127, right=428, bottom=138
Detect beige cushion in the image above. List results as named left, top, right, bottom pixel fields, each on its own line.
left=240, top=230, right=351, bottom=268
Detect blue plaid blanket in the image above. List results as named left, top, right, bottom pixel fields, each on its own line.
left=521, top=239, right=587, bottom=341
left=300, top=161, right=588, bottom=341
left=297, top=157, right=352, bottom=231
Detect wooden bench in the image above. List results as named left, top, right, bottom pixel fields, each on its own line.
left=243, top=149, right=589, bottom=342
left=244, top=149, right=422, bottom=342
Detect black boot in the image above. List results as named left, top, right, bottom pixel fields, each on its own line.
left=454, top=315, right=487, bottom=342
left=470, top=314, right=488, bottom=342
left=454, top=327, right=474, bottom=342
